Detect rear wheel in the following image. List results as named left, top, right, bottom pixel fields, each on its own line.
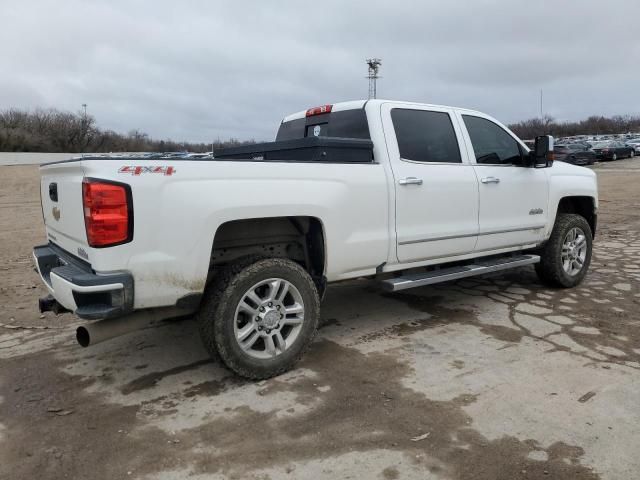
left=630, top=150, right=635, bottom=158
left=535, top=214, right=592, bottom=288
left=612, top=153, right=618, bottom=161
left=197, top=257, right=320, bottom=379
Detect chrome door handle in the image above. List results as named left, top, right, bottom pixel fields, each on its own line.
left=398, top=177, right=423, bottom=186
left=481, top=177, right=500, bottom=184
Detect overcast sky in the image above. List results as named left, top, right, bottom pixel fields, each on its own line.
left=1, top=0, right=639, bottom=142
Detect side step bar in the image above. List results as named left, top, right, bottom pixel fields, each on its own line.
left=381, top=254, right=540, bottom=292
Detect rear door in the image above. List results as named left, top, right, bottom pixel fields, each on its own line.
left=457, top=112, right=549, bottom=251
left=382, top=103, right=479, bottom=263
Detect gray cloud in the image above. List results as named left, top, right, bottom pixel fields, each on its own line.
left=1, top=0, right=639, bottom=142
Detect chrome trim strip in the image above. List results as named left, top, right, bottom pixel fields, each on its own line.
left=398, top=242, right=540, bottom=264
left=398, top=225, right=546, bottom=246
left=399, top=157, right=469, bottom=166
left=399, top=232, right=477, bottom=245
left=472, top=163, right=517, bottom=167
left=479, top=225, right=546, bottom=236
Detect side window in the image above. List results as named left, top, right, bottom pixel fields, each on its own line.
left=391, top=109, right=461, bottom=163
left=463, top=115, right=522, bottom=165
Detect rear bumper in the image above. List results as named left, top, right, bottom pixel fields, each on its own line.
left=33, top=243, right=134, bottom=320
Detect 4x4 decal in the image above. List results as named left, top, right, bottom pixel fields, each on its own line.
left=118, top=166, right=176, bottom=176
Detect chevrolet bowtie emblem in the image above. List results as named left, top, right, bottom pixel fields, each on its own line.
left=52, top=206, right=61, bottom=221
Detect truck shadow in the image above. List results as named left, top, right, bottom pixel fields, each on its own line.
left=64, top=253, right=638, bottom=400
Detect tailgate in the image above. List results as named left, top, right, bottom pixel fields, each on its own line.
left=40, top=161, right=89, bottom=256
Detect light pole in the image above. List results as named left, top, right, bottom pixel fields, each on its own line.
left=366, top=59, right=382, bottom=100
left=82, top=103, right=87, bottom=118
left=539, top=90, right=543, bottom=120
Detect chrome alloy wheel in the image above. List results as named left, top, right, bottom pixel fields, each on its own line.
left=233, top=278, right=305, bottom=359
left=561, top=227, right=587, bottom=276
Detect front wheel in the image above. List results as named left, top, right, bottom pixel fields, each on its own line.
left=197, top=258, right=320, bottom=379
left=630, top=150, right=635, bottom=158
left=612, top=153, right=618, bottom=161
left=535, top=214, right=592, bottom=288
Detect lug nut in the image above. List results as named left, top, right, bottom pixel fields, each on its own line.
left=255, top=317, right=261, bottom=321
left=276, top=305, right=281, bottom=310
left=258, top=326, right=263, bottom=331
left=259, top=306, right=265, bottom=312
left=268, top=302, right=273, bottom=307
left=266, top=329, right=271, bottom=334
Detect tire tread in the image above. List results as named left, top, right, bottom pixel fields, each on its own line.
left=535, top=213, right=592, bottom=288
left=197, top=257, right=319, bottom=380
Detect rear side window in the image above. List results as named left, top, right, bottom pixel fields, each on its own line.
left=276, top=109, right=370, bottom=141
left=391, top=109, right=461, bottom=163
left=463, top=115, right=522, bottom=165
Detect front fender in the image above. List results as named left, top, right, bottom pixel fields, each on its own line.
left=545, top=163, right=598, bottom=238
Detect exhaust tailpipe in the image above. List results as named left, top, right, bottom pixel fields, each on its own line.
left=76, top=307, right=187, bottom=347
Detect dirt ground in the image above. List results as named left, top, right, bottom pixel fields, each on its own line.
left=1, top=159, right=639, bottom=480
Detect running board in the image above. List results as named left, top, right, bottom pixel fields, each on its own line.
left=381, top=254, right=540, bottom=292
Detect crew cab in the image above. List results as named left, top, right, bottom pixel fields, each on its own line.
left=34, top=99, right=598, bottom=379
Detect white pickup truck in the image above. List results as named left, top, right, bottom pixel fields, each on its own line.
left=34, top=99, right=598, bottom=379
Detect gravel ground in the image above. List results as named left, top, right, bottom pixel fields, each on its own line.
left=1, top=159, right=639, bottom=480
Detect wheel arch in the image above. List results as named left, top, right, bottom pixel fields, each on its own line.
left=554, top=196, right=597, bottom=238
left=208, top=215, right=327, bottom=290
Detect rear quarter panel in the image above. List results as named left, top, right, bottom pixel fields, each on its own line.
left=80, top=159, right=389, bottom=309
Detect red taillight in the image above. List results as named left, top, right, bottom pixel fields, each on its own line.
left=82, top=179, right=132, bottom=247
left=305, top=104, right=333, bottom=117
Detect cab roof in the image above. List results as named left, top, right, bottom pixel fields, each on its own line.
left=281, top=99, right=485, bottom=123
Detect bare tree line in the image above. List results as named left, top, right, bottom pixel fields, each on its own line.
left=2, top=107, right=640, bottom=153
left=0, top=108, right=252, bottom=153
left=508, top=114, right=640, bottom=140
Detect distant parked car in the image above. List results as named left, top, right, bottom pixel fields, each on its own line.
left=625, top=139, right=640, bottom=154
left=590, top=141, right=635, bottom=160
left=554, top=144, right=596, bottom=166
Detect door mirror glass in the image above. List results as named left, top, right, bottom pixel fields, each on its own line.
left=531, top=135, right=554, bottom=167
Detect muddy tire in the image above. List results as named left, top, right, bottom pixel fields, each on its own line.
left=535, top=214, right=592, bottom=288
left=197, top=257, right=320, bottom=380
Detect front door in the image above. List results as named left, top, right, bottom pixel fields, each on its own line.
left=382, top=104, right=479, bottom=264
left=457, top=113, right=549, bottom=251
